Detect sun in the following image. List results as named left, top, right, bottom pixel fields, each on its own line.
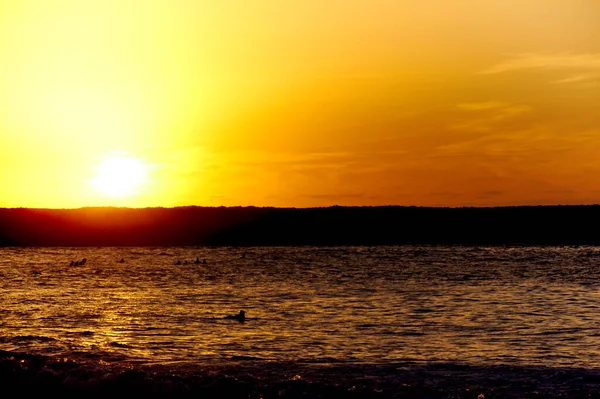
left=90, top=154, right=150, bottom=198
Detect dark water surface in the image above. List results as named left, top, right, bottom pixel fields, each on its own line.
left=2, top=245, right=600, bottom=398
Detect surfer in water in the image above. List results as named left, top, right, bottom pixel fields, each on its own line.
left=224, top=310, right=245, bottom=322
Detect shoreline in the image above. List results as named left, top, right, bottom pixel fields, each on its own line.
left=3, top=350, right=600, bottom=398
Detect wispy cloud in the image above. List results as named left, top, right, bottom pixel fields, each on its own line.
left=482, top=53, right=600, bottom=86
left=434, top=126, right=600, bottom=161
left=552, top=74, right=597, bottom=84
left=457, top=101, right=507, bottom=111
left=457, top=101, right=531, bottom=117
left=483, top=53, right=600, bottom=74
left=451, top=101, right=532, bottom=133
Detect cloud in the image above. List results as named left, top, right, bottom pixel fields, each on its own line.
left=457, top=101, right=531, bottom=117
left=483, top=53, right=600, bottom=75
left=457, top=101, right=507, bottom=111
left=433, top=131, right=535, bottom=158
left=482, top=53, right=600, bottom=86
left=552, top=74, right=595, bottom=84
left=434, top=125, right=600, bottom=162
left=300, top=193, right=368, bottom=200
left=451, top=101, right=532, bottom=133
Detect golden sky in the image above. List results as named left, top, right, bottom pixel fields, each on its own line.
left=1, top=0, right=599, bottom=208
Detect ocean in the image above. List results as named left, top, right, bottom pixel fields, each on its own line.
left=2, top=245, right=600, bottom=398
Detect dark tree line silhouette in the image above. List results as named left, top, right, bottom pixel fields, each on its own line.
left=0, top=205, right=598, bottom=246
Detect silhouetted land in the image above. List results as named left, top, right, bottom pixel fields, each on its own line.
left=0, top=205, right=598, bottom=246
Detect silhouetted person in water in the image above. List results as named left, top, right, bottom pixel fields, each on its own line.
left=119, top=258, right=125, bottom=263
left=202, top=258, right=207, bottom=264
left=224, top=310, right=245, bottom=322
left=79, top=258, right=87, bottom=265
left=241, top=252, right=246, bottom=259
left=194, top=257, right=200, bottom=264
left=175, top=260, right=181, bottom=265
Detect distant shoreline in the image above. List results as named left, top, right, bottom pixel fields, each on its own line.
left=1, top=205, right=599, bottom=246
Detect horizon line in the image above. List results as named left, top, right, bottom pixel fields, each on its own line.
left=2, top=204, right=600, bottom=211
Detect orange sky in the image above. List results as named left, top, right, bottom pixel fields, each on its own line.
left=1, top=0, right=599, bottom=208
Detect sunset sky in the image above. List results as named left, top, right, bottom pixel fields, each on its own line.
left=1, top=1, right=599, bottom=208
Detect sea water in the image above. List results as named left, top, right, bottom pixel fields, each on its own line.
left=2, top=245, right=600, bottom=398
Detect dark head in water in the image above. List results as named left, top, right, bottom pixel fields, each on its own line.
left=224, top=310, right=245, bottom=322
